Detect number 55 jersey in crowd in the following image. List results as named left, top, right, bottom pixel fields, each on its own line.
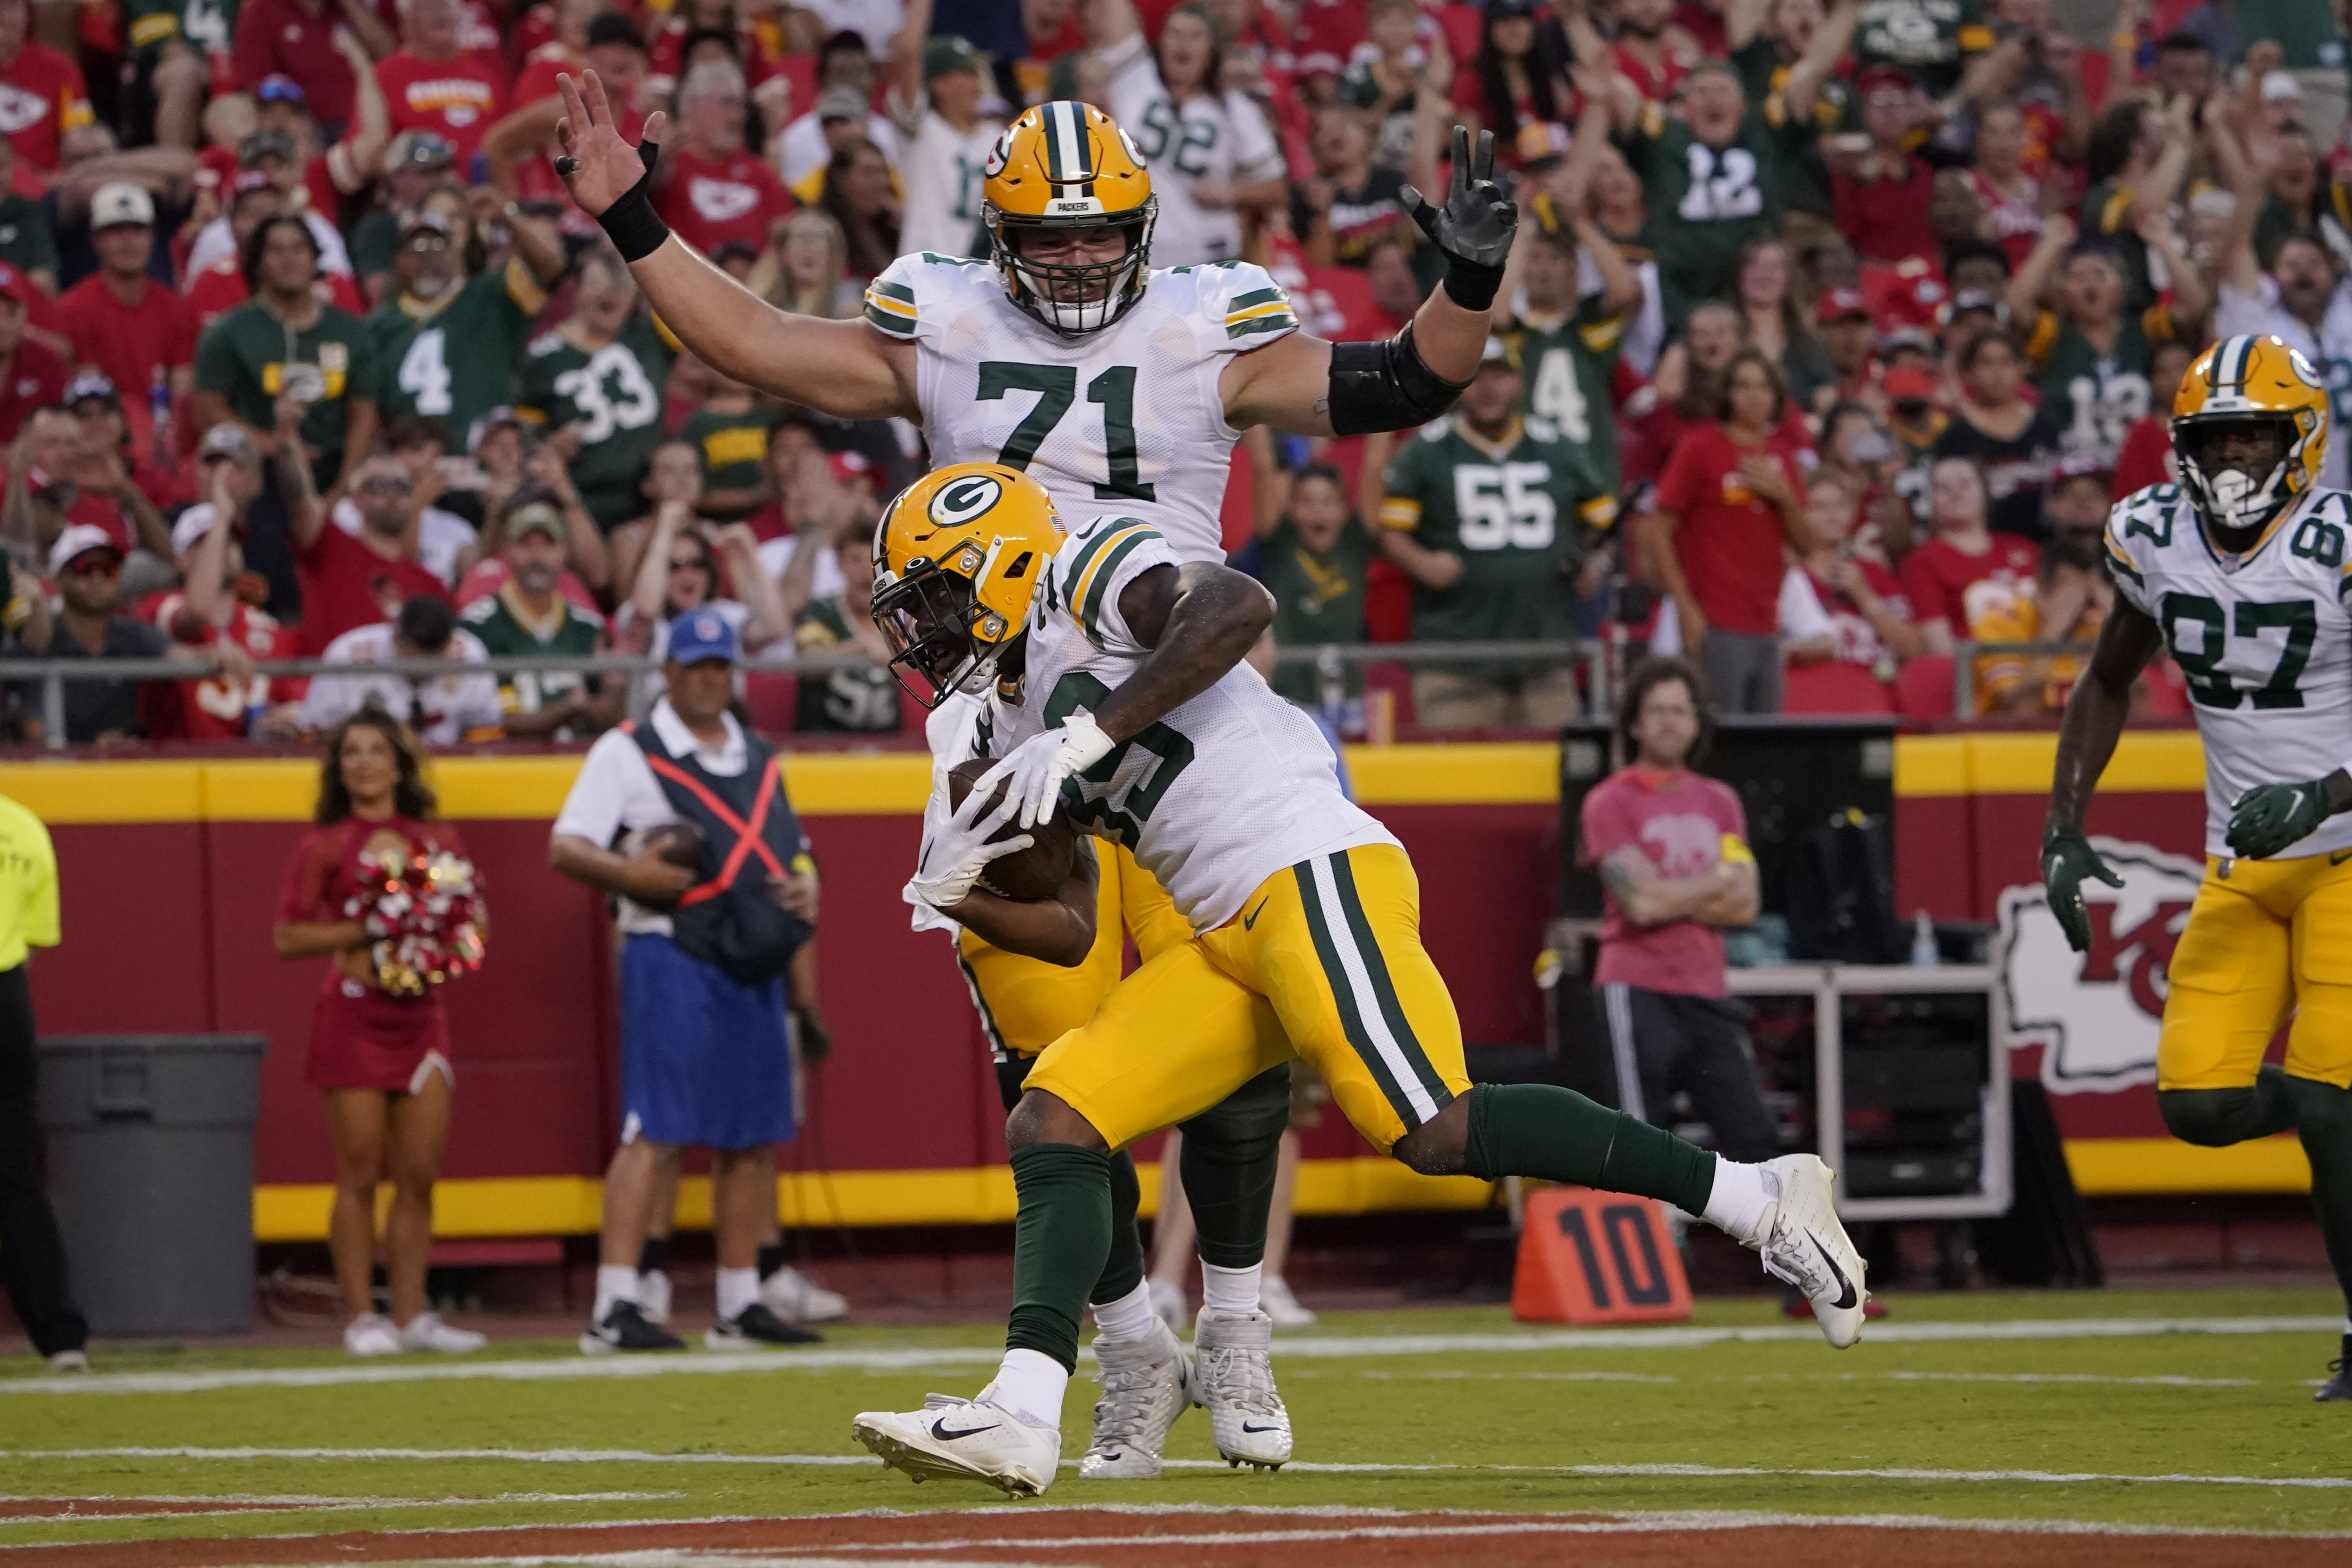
left=2106, top=482, right=2352, bottom=858
left=971, top=514, right=1396, bottom=934
left=863, top=252, right=1299, bottom=564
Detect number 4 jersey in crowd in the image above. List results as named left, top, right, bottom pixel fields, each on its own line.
left=2106, top=481, right=2352, bottom=859
left=368, top=259, right=553, bottom=456
left=864, top=251, right=1300, bottom=563
left=972, top=515, right=1396, bottom=933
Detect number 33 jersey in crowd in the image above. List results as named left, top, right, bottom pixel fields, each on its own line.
left=976, top=516, right=1396, bottom=932
left=2107, top=482, right=2352, bottom=858
left=863, top=252, right=1300, bottom=564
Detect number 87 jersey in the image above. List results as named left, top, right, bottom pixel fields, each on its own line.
left=2107, top=479, right=2352, bottom=859
left=865, top=250, right=1299, bottom=566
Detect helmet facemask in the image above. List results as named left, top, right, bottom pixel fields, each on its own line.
left=2176, top=411, right=2310, bottom=545
left=871, top=544, right=1017, bottom=709
left=987, top=201, right=1158, bottom=337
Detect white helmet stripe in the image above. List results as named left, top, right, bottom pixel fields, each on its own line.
left=1051, top=101, right=1089, bottom=184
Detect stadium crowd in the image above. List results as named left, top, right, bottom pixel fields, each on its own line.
left=0, top=0, right=2333, bottom=740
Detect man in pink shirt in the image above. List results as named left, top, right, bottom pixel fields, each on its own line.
left=1578, top=657, right=1777, bottom=1169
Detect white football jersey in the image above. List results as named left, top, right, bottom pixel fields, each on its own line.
left=2107, top=482, right=2352, bottom=858
left=863, top=252, right=1299, bottom=563
left=964, top=516, right=1396, bottom=932
left=893, top=100, right=1003, bottom=260
left=1100, top=34, right=1286, bottom=269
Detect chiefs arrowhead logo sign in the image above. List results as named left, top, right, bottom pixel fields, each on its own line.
left=1997, top=838, right=2201, bottom=1093
left=0, top=84, right=48, bottom=135
left=687, top=177, right=760, bottom=224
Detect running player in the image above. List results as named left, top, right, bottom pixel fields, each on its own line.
left=550, top=71, right=1519, bottom=1472
left=2043, top=333, right=2352, bottom=1403
left=849, top=464, right=1874, bottom=1495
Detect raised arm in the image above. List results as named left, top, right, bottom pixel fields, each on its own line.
left=887, top=0, right=934, bottom=126
left=2005, top=211, right=2075, bottom=333
left=271, top=394, right=327, bottom=551
left=551, top=71, right=919, bottom=421
left=1783, top=0, right=1861, bottom=121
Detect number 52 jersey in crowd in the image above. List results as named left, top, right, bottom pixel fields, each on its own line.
left=863, top=252, right=1300, bottom=565
left=2106, top=482, right=2352, bottom=858
left=970, top=514, right=1396, bottom=933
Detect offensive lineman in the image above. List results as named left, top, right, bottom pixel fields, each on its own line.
left=2043, top=334, right=2352, bottom=1403
left=548, top=72, right=1517, bottom=1470
left=848, top=464, right=1873, bottom=1495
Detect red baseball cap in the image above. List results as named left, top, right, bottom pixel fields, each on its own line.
left=826, top=449, right=872, bottom=486
left=1816, top=287, right=1870, bottom=325
left=0, top=263, right=29, bottom=307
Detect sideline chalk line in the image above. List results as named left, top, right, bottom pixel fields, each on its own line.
left=0, top=1314, right=2337, bottom=1397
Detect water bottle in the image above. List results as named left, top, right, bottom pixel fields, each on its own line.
left=1910, top=909, right=1938, bottom=966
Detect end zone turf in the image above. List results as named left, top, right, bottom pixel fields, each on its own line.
left=1, top=1288, right=2345, bottom=1562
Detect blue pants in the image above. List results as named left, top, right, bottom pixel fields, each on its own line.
left=619, top=934, right=794, bottom=1149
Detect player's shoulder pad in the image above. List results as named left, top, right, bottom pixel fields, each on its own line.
left=1050, top=516, right=1169, bottom=641
left=2105, top=481, right=2185, bottom=583
left=1162, top=259, right=1300, bottom=349
left=865, top=250, right=994, bottom=343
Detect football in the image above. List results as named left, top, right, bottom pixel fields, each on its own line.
left=623, top=821, right=705, bottom=870
left=947, top=758, right=1079, bottom=901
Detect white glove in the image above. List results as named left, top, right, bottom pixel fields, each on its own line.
left=905, top=773, right=1034, bottom=910
left=977, top=713, right=1117, bottom=828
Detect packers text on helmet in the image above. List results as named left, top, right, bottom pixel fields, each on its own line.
left=870, top=464, right=1066, bottom=707
left=2173, top=334, right=2331, bottom=542
left=981, top=101, right=1157, bottom=337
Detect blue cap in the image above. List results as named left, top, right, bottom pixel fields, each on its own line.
left=666, top=608, right=739, bottom=667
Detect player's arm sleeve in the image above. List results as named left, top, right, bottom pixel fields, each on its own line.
left=2103, top=496, right=2155, bottom=614
left=1193, top=260, right=1301, bottom=358
left=1074, top=523, right=1180, bottom=652
left=861, top=251, right=939, bottom=345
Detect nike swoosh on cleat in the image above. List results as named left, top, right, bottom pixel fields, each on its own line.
left=930, top=1417, right=1001, bottom=1441
left=1241, top=1423, right=1282, bottom=1433
left=1243, top=898, right=1269, bottom=930
left=1806, top=1230, right=1859, bottom=1310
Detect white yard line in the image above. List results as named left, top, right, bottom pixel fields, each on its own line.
left=8, top=1447, right=2346, bottom=1492
left=0, top=1494, right=676, bottom=1526
left=0, top=1315, right=2336, bottom=1398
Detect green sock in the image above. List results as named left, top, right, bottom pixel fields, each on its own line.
left=1462, top=1082, right=1716, bottom=1214
left=1177, top=1063, right=1291, bottom=1269
left=1091, top=1150, right=1145, bottom=1307
left=2158, top=1065, right=2301, bottom=1145
left=2286, top=1076, right=2352, bottom=1322
left=1007, top=1144, right=1114, bottom=1372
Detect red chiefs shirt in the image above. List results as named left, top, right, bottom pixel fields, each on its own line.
left=1581, top=765, right=1749, bottom=998
left=233, top=0, right=359, bottom=128
left=0, top=41, right=92, bottom=172
left=1653, top=423, right=1810, bottom=636
left=2111, top=415, right=2174, bottom=497
left=375, top=50, right=508, bottom=163
left=646, top=13, right=790, bottom=95
left=1806, top=559, right=1912, bottom=670
left=140, top=592, right=294, bottom=737
left=0, top=335, right=68, bottom=441
left=1833, top=156, right=1938, bottom=265
left=0, top=459, right=132, bottom=548
left=511, top=56, right=646, bottom=208
left=653, top=145, right=792, bottom=257
left=1896, top=531, right=2045, bottom=637
left=58, top=275, right=199, bottom=416
left=183, top=257, right=366, bottom=329
left=294, top=520, right=452, bottom=655
left=1625, top=396, right=1812, bottom=488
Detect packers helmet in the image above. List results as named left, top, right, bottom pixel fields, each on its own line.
left=2173, top=334, right=2330, bottom=540
left=870, top=464, right=1065, bottom=707
left=981, top=100, right=1158, bottom=337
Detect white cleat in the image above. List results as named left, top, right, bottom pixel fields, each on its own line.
left=637, top=1269, right=672, bottom=1326
left=396, top=1312, right=487, bottom=1354
left=851, top=1387, right=1061, bottom=1497
left=1080, top=1321, right=1193, bottom=1480
left=1192, top=1306, right=1292, bottom=1469
left=342, top=1313, right=402, bottom=1357
left=1753, top=1154, right=1870, bottom=1349
left=762, top=1263, right=849, bottom=1323
left=1261, top=1275, right=1318, bottom=1330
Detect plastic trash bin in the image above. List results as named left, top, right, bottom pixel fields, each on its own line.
left=33, top=1035, right=265, bottom=1336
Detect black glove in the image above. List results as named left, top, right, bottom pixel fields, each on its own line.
left=1400, top=126, right=1517, bottom=312
left=2041, top=830, right=2124, bottom=953
left=2227, top=780, right=2335, bottom=861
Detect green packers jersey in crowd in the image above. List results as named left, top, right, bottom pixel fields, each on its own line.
left=516, top=315, right=679, bottom=532
left=792, top=596, right=902, bottom=733
left=369, top=260, right=552, bottom=449
left=1852, top=0, right=1995, bottom=97
left=1729, top=37, right=1853, bottom=219
left=2025, top=303, right=2172, bottom=470
left=0, top=194, right=57, bottom=281
left=1616, top=97, right=1810, bottom=318
left=193, top=298, right=379, bottom=487
left=128, top=0, right=237, bottom=55
left=1378, top=414, right=1616, bottom=663
left=678, top=404, right=777, bottom=514
left=1259, top=515, right=1376, bottom=705
left=1507, top=298, right=1632, bottom=495
left=460, top=585, right=603, bottom=729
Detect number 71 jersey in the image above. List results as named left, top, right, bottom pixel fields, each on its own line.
left=2107, top=482, right=2352, bottom=858
left=864, top=252, right=1300, bottom=564
left=982, top=515, right=1397, bottom=932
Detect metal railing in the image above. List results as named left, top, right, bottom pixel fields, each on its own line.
left=0, top=640, right=1599, bottom=749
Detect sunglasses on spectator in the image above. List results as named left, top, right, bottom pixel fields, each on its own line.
left=359, top=475, right=415, bottom=494
left=66, top=555, right=120, bottom=578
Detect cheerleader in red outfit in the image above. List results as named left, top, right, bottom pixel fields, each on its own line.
left=272, top=712, right=487, bottom=1358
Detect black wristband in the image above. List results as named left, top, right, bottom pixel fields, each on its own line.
left=1440, top=254, right=1506, bottom=313
left=594, top=139, right=670, bottom=262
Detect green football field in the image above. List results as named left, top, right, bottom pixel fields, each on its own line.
left=3, top=1287, right=2347, bottom=1565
